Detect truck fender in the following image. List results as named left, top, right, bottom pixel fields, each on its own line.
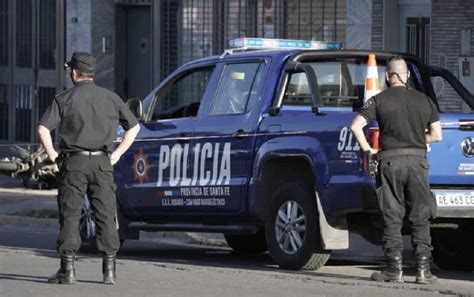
left=253, top=135, right=329, bottom=187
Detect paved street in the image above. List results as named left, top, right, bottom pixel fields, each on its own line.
left=0, top=182, right=473, bottom=297
left=1, top=226, right=473, bottom=297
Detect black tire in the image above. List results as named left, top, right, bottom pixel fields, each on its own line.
left=432, top=224, right=474, bottom=271
left=265, top=182, right=331, bottom=270
left=224, top=230, right=267, bottom=254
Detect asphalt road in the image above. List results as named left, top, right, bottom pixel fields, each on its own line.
left=0, top=177, right=472, bottom=296
left=0, top=225, right=473, bottom=297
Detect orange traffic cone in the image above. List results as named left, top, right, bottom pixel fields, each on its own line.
left=364, top=53, right=381, bottom=102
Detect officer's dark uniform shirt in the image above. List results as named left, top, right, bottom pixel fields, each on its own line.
left=39, top=80, right=138, bottom=152
left=358, top=86, right=439, bottom=152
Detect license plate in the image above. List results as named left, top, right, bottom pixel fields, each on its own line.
left=434, top=190, right=474, bottom=207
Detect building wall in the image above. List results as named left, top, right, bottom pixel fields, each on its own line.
left=430, top=0, right=473, bottom=112
left=346, top=0, right=372, bottom=49
left=371, top=0, right=383, bottom=50
left=66, top=0, right=115, bottom=91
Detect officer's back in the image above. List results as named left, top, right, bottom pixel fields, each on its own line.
left=55, top=81, right=128, bottom=152
left=371, top=86, right=438, bottom=153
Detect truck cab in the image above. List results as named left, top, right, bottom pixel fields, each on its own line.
left=103, top=38, right=474, bottom=271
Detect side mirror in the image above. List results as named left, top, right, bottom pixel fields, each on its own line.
left=126, top=97, right=144, bottom=121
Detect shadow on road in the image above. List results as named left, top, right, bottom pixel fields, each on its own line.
left=0, top=273, right=48, bottom=284
left=1, top=233, right=472, bottom=285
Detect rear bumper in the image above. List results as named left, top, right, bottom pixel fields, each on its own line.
left=435, top=207, right=474, bottom=218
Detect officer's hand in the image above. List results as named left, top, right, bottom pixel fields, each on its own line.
left=369, top=148, right=379, bottom=155
left=49, top=151, right=59, bottom=163
left=109, top=152, right=121, bottom=166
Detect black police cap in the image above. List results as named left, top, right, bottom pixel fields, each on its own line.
left=64, top=52, right=96, bottom=75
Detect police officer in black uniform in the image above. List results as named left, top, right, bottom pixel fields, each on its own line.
left=38, top=52, right=140, bottom=285
left=351, top=56, right=442, bottom=284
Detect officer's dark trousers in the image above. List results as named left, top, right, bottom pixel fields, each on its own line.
left=376, top=155, right=434, bottom=259
left=57, top=155, right=120, bottom=255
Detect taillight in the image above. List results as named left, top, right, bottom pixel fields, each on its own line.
left=367, top=127, right=380, bottom=150
left=364, top=127, right=379, bottom=177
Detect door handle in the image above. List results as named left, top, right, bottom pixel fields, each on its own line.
left=177, top=133, right=190, bottom=143
left=232, top=129, right=247, bottom=139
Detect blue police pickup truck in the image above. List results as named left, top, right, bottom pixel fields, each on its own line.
left=83, top=38, right=474, bottom=271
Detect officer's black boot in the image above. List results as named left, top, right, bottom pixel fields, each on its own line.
left=47, top=253, right=76, bottom=284
left=415, top=256, right=438, bottom=284
left=370, top=255, right=403, bottom=283
left=103, top=254, right=116, bottom=285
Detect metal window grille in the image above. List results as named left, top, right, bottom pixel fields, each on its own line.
left=39, top=0, right=56, bottom=69
left=15, top=0, right=32, bottom=68
left=161, top=0, right=179, bottom=77
left=15, top=85, right=32, bottom=142
left=180, top=0, right=214, bottom=65
left=0, top=84, right=7, bottom=140
left=0, top=0, right=8, bottom=66
left=38, top=87, right=55, bottom=117
left=160, top=0, right=346, bottom=77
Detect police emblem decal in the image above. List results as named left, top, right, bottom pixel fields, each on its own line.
left=461, top=137, right=474, bottom=158
left=133, top=148, right=149, bottom=183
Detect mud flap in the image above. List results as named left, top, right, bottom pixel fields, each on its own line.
left=315, top=191, right=349, bottom=250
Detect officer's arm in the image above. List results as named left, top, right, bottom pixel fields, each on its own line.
left=351, top=115, right=377, bottom=154
left=110, top=124, right=140, bottom=165
left=38, top=125, right=58, bottom=162
left=426, top=121, right=442, bottom=143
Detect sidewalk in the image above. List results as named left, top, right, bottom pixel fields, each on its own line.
left=0, top=177, right=226, bottom=247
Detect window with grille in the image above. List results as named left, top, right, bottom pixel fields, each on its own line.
left=16, top=0, right=32, bottom=68
left=39, top=0, right=56, bottom=69
left=160, top=0, right=346, bottom=78
left=0, top=0, right=8, bottom=67
left=0, top=84, right=7, bottom=140
left=15, top=85, right=32, bottom=142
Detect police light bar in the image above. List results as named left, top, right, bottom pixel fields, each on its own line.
left=228, top=38, right=343, bottom=50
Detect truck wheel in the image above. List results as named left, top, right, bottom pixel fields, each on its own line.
left=265, top=182, right=331, bottom=270
left=432, top=225, right=474, bottom=271
left=224, top=231, right=267, bottom=254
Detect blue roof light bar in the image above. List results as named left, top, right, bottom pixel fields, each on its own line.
left=229, top=38, right=343, bottom=50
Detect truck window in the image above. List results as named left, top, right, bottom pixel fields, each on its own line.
left=283, top=61, right=390, bottom=108
left=431, top=76, right=468, bottom=113
left=210, top=62, right=264, bottom=115
left=151, top=67, right=214, bottom=121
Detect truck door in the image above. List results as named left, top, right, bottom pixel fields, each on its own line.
left=278, top=59, right=388, bottom=212
left=117, top=65, right=218, bottom=216
left=184, top=60, right=267, bottom=214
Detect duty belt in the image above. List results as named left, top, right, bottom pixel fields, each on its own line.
left=64, top=151, right=108, bottom=157
left=377, top=148, right=426, bottom=160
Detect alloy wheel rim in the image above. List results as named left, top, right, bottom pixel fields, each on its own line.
left=275, top=200, right=306, bottom=254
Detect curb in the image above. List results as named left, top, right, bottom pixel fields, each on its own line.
left=0, top=214, right=58, bottom=230
left=0, top=214, right=227, bottom=247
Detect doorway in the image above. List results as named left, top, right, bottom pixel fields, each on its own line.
left=116, top=5, right=152, bottom=101
left=406, top=17, right=430, bottom=63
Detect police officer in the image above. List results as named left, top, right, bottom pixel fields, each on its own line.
left=38, top=52, right=140, bottom=285
left=351, top=56, right=442, bottom=284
